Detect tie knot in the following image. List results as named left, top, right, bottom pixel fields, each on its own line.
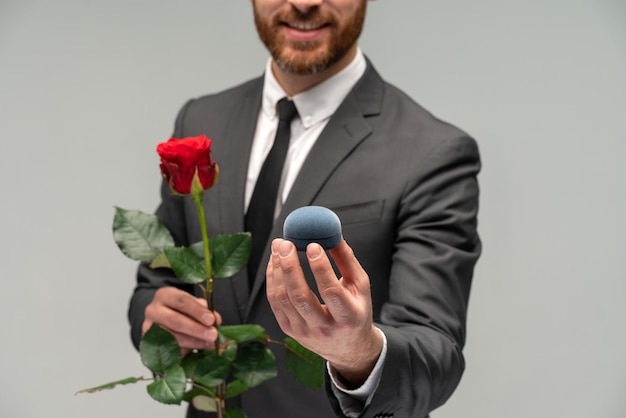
left=277, top=98, right=298, bottom=122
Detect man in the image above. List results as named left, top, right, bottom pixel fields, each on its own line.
left=128, top=1, right=481, bottom=417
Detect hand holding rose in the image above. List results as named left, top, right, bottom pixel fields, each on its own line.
left=143, top=287, right=222, bottom=356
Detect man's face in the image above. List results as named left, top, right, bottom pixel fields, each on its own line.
left=252, top=0, right=367, bottom=75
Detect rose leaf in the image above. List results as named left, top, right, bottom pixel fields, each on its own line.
left=113, top=207, right=174, bottom=262
left=140, top=324, right=181, bottom=374
left=284, top=337, right=324, bottom=388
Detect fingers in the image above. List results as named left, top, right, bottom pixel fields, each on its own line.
left=305, top=243, right=346, bottom=310
left=307, top=239, right=371, bottom=320
left=154, top=287, right=217, bottom=327
left=143, top=286, right=219, bottom=352
left=327, top=238, right=370, bottom=293
left=266, top=239, right=326, bottom=333
left=265, top=253, right=297, bottom=334
left=267, top=238, right=377, bottom=369
left=267, top=239, right=371, bottom=322
left=267, top=238, right=370, bottom=326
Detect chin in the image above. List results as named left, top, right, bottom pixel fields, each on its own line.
left=274, top=47, right=340, bottom=75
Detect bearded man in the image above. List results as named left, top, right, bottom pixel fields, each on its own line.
left=129, top=1, right=481, bottom=417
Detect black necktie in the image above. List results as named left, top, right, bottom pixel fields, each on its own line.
left=245, top=98, right=298, bottom=284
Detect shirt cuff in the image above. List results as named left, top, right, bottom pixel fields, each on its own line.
left=327, top=327, right=388, bottom=417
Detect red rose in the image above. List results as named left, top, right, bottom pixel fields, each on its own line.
left=157, top=135, right=219, bottom=195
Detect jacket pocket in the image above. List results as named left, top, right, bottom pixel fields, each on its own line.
left=329, top=199, right=385, bottom=226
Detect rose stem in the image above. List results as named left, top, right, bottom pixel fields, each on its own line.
left=192, top=192, right=214, bottom=312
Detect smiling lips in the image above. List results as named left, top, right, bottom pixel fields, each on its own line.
left=282, top=20, right=330, bottom=41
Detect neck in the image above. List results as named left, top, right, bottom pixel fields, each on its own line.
left=271, top=46, right=358, bottom=96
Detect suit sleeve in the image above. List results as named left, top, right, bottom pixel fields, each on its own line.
left=327, top=134, right=481, bottom=418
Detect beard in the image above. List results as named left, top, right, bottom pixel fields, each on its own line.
left=253, top=2, right=367, bottom=75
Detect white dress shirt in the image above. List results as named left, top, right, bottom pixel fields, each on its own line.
left=245, top=49, right=388, bottom=416
left=244, top=50, right=365, bottom=214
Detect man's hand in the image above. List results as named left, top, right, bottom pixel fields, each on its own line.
left=143, top=286, right=221, bottom=356
left=266, top=238, right=384, bottom=388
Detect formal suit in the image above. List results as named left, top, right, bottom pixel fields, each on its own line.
left=128, top=60, right=481, bottom=418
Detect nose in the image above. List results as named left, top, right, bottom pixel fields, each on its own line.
left=287, top=0, right=323, bottom=13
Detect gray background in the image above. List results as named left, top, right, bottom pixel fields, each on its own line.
left=1, top=1, right=625, bottom=417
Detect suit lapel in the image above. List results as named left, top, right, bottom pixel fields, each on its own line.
left=246, top=62, right=385, bottom=318
left=216, top=77, right=263, bottom=321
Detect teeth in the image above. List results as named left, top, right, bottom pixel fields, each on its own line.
left=290, top=22, right=323, bottom=31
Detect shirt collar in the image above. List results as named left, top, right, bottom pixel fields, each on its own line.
left=261, top=48, right=367, bottom=128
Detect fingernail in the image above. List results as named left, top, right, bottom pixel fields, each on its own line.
left=204, top=328, right=216, bottom=342
left=307, top=243, right=322, bottom=259
left=201, top=312, right=213, bottom=326
left=271, top=239, right=279, bottom=255
left=279, top=240, right=292, bottom=257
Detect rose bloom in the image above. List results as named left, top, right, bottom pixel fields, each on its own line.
left=157, top=134, right=219, bottom=195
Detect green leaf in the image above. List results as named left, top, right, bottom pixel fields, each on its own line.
left=113, top=207, right=174, bottom=262
left=210, top=233, right=252, bottom=278
left=220, top=339, right=238, bottom=363
left=232, top=342, right=277, bottom=388
left=189, top=241, right=205, bottom=258
left=218, top=325, right=268, bottom=344
left=181, top=351, right=206, bottom=379
left=76, top=376, right=144, bottom=394
left=191, top=395, right=217, bottom=412
left=190, top=233, right=252, bottom=279
left=164, top=247, right=206, bottom=284
left=191, top=351, right=232, bottom=388
left=183, top=386, right=216, bottom=402
left=284, top=338, right=325, bottom=388
left=146, top=364, right=186, bottom=405
left=149, top=252, right=171, bottom=269
left=140, top=324, right=182, bottom=374
left=225, top=379, right=248, bottom=399
left=225, top=408, right=247, bottom=418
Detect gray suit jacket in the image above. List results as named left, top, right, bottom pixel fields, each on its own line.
left=129, top=61, right=481, bottom=418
